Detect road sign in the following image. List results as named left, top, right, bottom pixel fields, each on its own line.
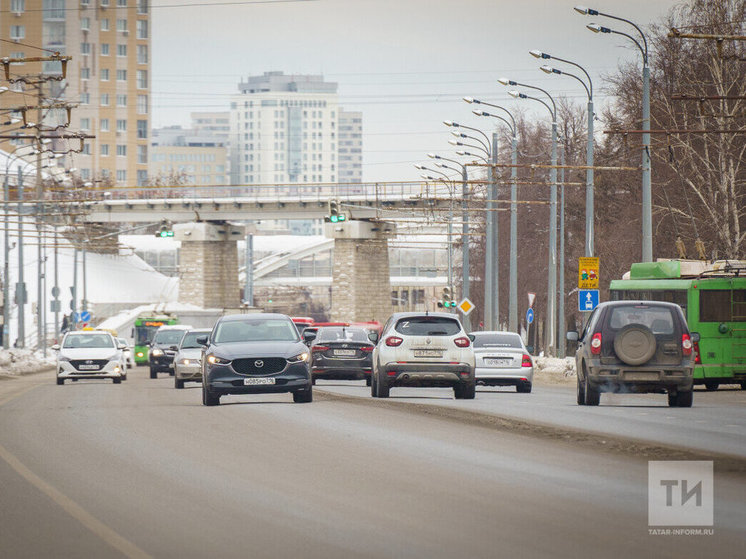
left=578, top=289, right=600, bottom=312
left=51, top=286, right=60, bottom=298
left=526, top=308, right=534, bottom=324
left=457, top=298, right=475, bottom=316
left=528, top=292, right=536, bottom=308
left=578, top=257, right=600, bottom=289
left=79, top=310, right=91, bottom=322
left=50, top=300, right=61, bottom=313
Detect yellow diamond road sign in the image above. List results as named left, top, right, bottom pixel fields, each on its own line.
left=457, top=298, right=475, bottom=316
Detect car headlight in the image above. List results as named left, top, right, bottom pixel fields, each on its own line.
left=151, top=348, right=164, bottom=357
left=288, top=352, right=310, bottom=363
left=207, top=355, right=230, bottom=365
left=179, top=358, right=192, bottom=365
left=136, top=352, right=144, bottom=358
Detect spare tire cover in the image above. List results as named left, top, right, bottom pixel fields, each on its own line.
left=613, top=324, right=657, bottom=366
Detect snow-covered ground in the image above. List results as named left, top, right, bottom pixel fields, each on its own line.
left=533, top=356, right=576, bottom=385
left=0, top=348, right=55, bottom=377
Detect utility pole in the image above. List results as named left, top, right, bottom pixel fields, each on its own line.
left=36, top=85, right=44, bottom=352
left=16, top=166, right=25, bottom=348
left=3, top=174, right=9, bottom=348
left=244, top=229, right=254, bottom=306
left=461, top=165, right=471, bottom=332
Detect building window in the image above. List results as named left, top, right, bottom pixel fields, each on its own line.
left=101, top=18, right=109, bottom=31
left=116, top=19, right=127, bottom=32
left=81, top=169, right=91, bottom=180
left=117, top=44, right=127, bottom=56
left=80, top=42, right=91, bottom=55
left=101, top=0, right=110, bottom=6
left=136, top=69, right=147, bottom=89
left=10, top=26, right=25, bottom=41
left=137, top=145, right=147, bottom=164
left=80, top=92, right=90, bottom=104
left=137, top=170, right=148, bottom=186
left=101, top=93, right=110, bottom=106
left=137, top=0, right=148, bottom=15
left=116, top=119, right=126, bottom=132
left=100, top=68, right=109, bottom=81
left=116, top=94, right=127, bottom=106
left=116, top=145, right=127, bottom=156
left=137, top=45, right=148, bottom=64
left=101, top=144, right=110, bottom=156
left=101, top=43, right=110, bottom=56
left=116, top=169, right=126, bottom=182
left=136, top=19, right=148, bottom=39
left=117, top=0, right=127, bottom=6
left=116, top=69, right=127, bottom=81
left=80, top=17, right=90, bottom=31
left=80, top=67, right=90, bottom=79
left=137, top=119, right=147, bottom=139
left=100, top=118, right=109, bottom=131
left=80, top=118, right=90, bottom=130
left=137, top=94, right=148, bottom=114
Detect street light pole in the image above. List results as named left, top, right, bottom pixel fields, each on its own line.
left=16, top=166, right=25, bottom=348
left=2, top=174, right=9, bottom=349
left=578, top=6, right=651, bottom=261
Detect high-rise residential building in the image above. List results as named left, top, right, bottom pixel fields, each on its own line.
left=0, top=0, right=151, bottom=186
left=230, top=71, right=357, bottom=186
left=338, top=109, right=362, bottom=184
left=191, top=111, right=230, bottom=143
left=150, top=125, right=228, bottom=189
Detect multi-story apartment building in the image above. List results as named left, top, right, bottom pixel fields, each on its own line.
left=191, top=111, right=230, bottom=143
left=0, top=0, right=151, bottom=187
left=150, top=125, right=228, bottom=189
left=230, top=72, right=363, bottom=187
left=338, top=109, right=362, bottom=184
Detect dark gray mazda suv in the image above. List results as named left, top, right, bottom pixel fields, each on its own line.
left=199, top=313, right=312, bottom=406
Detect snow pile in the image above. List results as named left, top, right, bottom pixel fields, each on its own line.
left=0, top=349, right=55, bottom=377
left=533, top=356, right=576, bottom=384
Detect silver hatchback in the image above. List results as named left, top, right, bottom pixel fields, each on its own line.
left=173, top=328, right=212, bottom=389
left=471, top=331, right=533, bottom=393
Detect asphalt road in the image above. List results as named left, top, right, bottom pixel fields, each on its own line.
left=0, top=370, right=744, bottom=559
left=315, top=379, right=746, bottom=458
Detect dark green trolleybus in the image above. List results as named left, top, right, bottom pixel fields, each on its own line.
left=610, top=260, right=746, bottom=391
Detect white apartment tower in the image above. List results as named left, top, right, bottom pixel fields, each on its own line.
left=230, top=72, right=360, bottom=186
left=338, top=109, right=362, bottom=183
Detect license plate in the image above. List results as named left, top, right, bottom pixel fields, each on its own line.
left=413, top=349, right=444, bottom=358
left=243, top=377, right=276, bottom=386
left=624, top=372, right=659, bottom=381
left=78, top=364, right=100, bottom=371
left=485, top=358, right=512, bottom=366
left=334, top=349, right=356, bottom=356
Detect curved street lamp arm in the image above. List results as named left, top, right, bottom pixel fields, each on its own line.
left=481, top=112, right=515, bottom=135
left=451, top=140, right=490, bottom=160
left=455, top=131, right=491, bottom=156
left=456, top=123, right=492, bottom=150
left=557, top=69, right=591, bottom=100
left=523, top=94, right=555, bottom=122
left=515, top=81, right=556, bottom=118
left=549, top=55, right=593, bottom=98
left=596, top=11, right=648, bottom=60
left=609, top=28, right=646, bottom=61
left=428, top=154, right=465, bottom=172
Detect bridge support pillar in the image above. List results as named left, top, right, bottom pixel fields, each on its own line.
left=174, top=222, right=245, bottom=309
left=328, top=220, right=395, bottom=324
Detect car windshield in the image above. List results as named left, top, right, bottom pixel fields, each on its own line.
left=394, top=317, right=461, bottom=336
left=317, top=327, right=368, bottom=343
left=213, top=319, right=299, bottom=343
left=153, top=329, right=187, bottom=345
left=117, top=338, right=129, bottom=347
left=473, top=333, right=523, bottom=349
left=181, top=331, right=209, bottom=349
left=63, top=333, right=115, bottom=349
left=608, top=305, right=675, bottom=334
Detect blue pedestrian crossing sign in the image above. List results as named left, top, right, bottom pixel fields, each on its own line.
left=526, top=308, right=534, bottom=324
left=578, top=289, right=599, bottom=311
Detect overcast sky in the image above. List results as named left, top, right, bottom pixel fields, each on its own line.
left=151, top=0, right=681, bottom=182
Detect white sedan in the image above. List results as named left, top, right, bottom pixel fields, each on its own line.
left=53, top=331, right=127, bottom=385
left=470, top=331, right=533, bottom=393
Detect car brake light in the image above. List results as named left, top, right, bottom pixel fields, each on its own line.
left=682, top=333, right=692, bottom=356
left=385, top=336, right=403, bottom=347
left=454, top=337, right=470, bottom=348
left=312, top=346, right=330, bottom=352
left=521, top=354, right=532, bottom=367
left=693, top=340, right=701, bottom=364
left=360, top=346, right=375, bottom=353
left=590, top=333, right=602, bottom=355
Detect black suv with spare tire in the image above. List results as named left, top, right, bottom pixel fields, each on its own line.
left=567, top=301, right=696, bottom=407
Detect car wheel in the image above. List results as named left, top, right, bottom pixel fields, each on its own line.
left=459, top=380, right=476, bottom=399
left=293, top=388, right=313, bottom=403
left=704, top=380, right=719, bottom=391
left=121, top=373, right=127, bottom=381
left=175, top=377, right=185, bottom=389
left=202, top=383, right=219, bottom=406
left=149, top=367, right=157, bottom=379
left=741, top=381, right=746, bottom=390
left=577, top=373, right=586, bottom=405
left=585, top=376, right=600, bottom=406
left=365, top=376, right=372, bottom=387
left=113, top=378, right=122, bottom=384
left=516, top=381, right=532, bottom=393
left=667, top=391, right=678, bottom=407
left=169, top=370, right=175, bottom=376
left=56, top=377, right=64, bottom=385
left=311, top=377, right=316, bottom=385
left=375, top=375, right=390, bottom=398
left=676, top=390, right=693, bottom=408
left=371, top=371, right=378, bottom=397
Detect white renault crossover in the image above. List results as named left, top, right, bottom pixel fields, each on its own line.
left=371, top=312, right=476, bottom=399
left=53, top=331, right=127, bottom=385
left=471, top=331, right=534, bottom=393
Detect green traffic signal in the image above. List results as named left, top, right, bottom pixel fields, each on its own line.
left=330, top=215, right=339, bottom=223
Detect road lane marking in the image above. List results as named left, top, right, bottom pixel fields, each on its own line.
left=0, top=381, right=152, bottom=559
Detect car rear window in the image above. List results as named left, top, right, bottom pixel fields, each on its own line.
left=317, top=327, right=368, bottom=342
left=180, top=331, right=210, bottom=349
left=607, top=305, right=675, bottom=334
left=153, top=329, right=187, bottom=345
left=394, top=317, right=461, bottom=336
left=473, top=334, right=522, bottom=349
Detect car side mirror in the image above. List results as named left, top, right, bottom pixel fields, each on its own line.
left=566, top=331, right=579, bottom=342
left=51, top=344, right=60, bottom=351
left=690, top=332, right=700, bottom=342
left=303, top=331, right=317, bottom=343
left=368, top=331, right=379, bottom=344
left=117, top=343, right=127, bottom=350
left=169, top=345, right=179, bottom=351
left=196, top=335, right=208, bottom=346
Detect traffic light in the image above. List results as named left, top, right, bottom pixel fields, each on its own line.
left=438, top=286, right=455, bottom=308
left=325, top=199, right=346, bottom=223
left=155, top=219, right=174, bottom=238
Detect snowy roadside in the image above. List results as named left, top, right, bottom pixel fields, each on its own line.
left=0, top=349, right=56, bottom=378
left=532, top=356, right=576, bottom=385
